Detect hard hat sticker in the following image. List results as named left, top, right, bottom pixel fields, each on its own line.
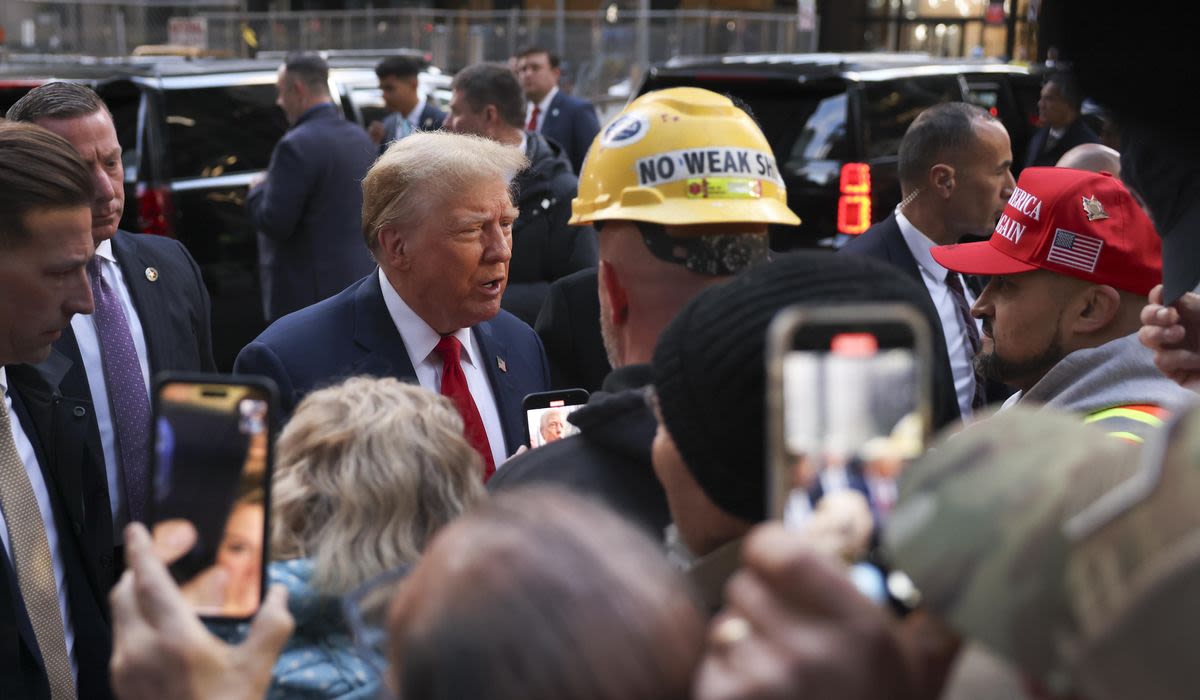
left=636, top=147, right=784, bottom=188
left=685, top=178, right=763, bottom=199
left=601, top=114, right=649, bottom=148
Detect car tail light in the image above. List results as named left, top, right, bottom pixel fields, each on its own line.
left=137, top=184, right=175, bottom=236
left=837, top=162, right=871, bottom=235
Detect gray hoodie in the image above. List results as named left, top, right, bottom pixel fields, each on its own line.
left=1002, top=332, right=1197, bottom=439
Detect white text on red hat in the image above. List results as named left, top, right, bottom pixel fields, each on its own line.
left=1007, top=186, right=1043, bottom=222
left=995, top=213, right=1026, bottom=245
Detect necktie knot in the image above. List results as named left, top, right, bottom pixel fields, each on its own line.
left=435, top=335, right=462, bottom=364
left=527, top=104, right=541, bottom=132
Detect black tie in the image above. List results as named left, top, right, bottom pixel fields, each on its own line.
left=945, top=271, right=986, bottom=411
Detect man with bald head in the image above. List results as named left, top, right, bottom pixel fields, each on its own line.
left=1057, top=142, right=1122, bottom=177
left=488, top=87, right=799, bottom=536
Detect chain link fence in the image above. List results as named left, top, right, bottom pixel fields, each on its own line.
left=7, top=4, right=813, bottom=108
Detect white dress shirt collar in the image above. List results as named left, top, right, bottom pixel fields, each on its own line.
left=404, top=94, right=428, bottom=127
left=526, top=86, right=559, bottom=129
left=536, top=85, right=559, bottom=114
left=94, top=237, right=116, bottom=264
left=895, top=211, right=951, bottom=283
left=377, top=269, right=479, bottom=372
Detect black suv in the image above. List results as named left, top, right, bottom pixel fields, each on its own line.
left=1, top=55, right=450, bottom=369
left=637, top=53, right=1043, bottom=250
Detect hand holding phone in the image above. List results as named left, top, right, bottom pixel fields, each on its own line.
left=523, top=389, right=589, bottom=448
left=150, top=373, right=278, bottom=621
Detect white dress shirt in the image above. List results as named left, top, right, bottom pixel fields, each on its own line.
left=0, top=368, right=78, bottom=681
left=895, top=212, right=983, bottom=419
left=377, top=270, right=508, bottom=466
left=404, top=94, right=428, bottom=128
left=525, top=85, right=559, bottom=132
left=70, top=238, right=151, bottom=531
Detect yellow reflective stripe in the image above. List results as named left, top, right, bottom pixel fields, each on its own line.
left=1106, top=431, right=1145, bottom=444
left=1083, top=407, right=1165, bottom=428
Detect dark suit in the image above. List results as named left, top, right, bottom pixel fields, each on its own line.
left=233, top=274, right=550, bottom=455
left=534, top=268, right=611, bottom=393
left=537, top=90, right=601, bottom=175
left=51, top=229, right=216, bottom=585
left=839, top=215, right=964, bottom=430
left=1023, top=118, right=1100, bottom=169
left=247, top=103, right=378, bottom=321
left=2, top=359, right=114, bottom=700
left=381, top=100, right=447, bottom=148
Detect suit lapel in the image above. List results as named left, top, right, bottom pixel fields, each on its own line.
left=473, top=322, right=521, bottom=454
left=111, top=231, right=164, bottom=375
left=350, top=275, right=417, bottom=381
left=878, top=215, right=925, bottom=286
left=7, top=355, right=87, bottom=532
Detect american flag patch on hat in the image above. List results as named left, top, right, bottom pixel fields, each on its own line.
left=1046, top=228, right=1104, bottom=273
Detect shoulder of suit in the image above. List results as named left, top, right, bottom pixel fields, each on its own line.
left=484, top=309, right=542, bottom=343
left=255, top=277, right=367, bottom=345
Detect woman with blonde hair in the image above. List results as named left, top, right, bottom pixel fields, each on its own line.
left=263, top=376, right=483, bottom=699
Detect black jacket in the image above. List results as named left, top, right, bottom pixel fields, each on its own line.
left=1023, top=117, right=1100, bottom=170
left=534, top=267, right=611, bottom=393
left=2, top=358, right=114, bottom=700
left=487, top=364, right=669, bottom=536
left=504, top=134, right=598, bottom=326
left=839, top=215, right=965, bottom=430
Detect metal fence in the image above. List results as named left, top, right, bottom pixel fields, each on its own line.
left=7, top=5, right=814, bottom=108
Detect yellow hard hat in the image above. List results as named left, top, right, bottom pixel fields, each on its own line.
left=571, top=87, right=801, bottom=228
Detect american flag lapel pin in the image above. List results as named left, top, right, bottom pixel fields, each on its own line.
left=497, top=356, right=508, bottom=373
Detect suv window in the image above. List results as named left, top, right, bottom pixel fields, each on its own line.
left=785, top=92, right=850, bottom=181
left=860, top=75, right=962, bottom=160
left=164, top=83, right=287, bottom=179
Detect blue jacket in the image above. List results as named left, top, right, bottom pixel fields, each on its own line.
left=233, top=272, right=551, bottom=454
left=247, top=103, right=378, bottom=321
left=539, top=90, right=601, bottom=175
left=210, top=560, right=382, bottom=700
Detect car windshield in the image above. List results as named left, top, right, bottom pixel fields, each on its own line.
left=165, top=83, right=287, bottom=180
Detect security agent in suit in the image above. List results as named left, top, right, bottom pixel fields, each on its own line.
left=489, top=88, right=800, bottom=536
left=841, top=102, right=1016, bottom=427
left=443, top=62, right=598, bottom=326
left=7, top=84, right=217, bottom=573
left=517, top=47, right=601, bottom=175
left=367, top=54, right=448, bottom=150
left=1023, top=68, right=1100, bottom=171
left=535, top=268, right=612, bottom=392
left=236, top=131, right=550, bottom=477
left=248, top=52, right=378, bottom=322
left=0, top=122, right=115, bottom=700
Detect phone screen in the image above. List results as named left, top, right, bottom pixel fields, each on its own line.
left=151, top=377, right=274, bottom=620
left=523, top=389, right=589, bottom=448
left=768, top=306, right=932, bottom=540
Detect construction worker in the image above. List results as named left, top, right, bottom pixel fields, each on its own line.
left=489, top=87, right=799, bottom=537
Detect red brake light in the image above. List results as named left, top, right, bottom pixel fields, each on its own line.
left=137, top=184, right=175, bottom=236
left=837, top=162, right=872, bottom=235
left=839, top=162, right=871, bottom=195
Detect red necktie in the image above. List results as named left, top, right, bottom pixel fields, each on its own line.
left=435, top=336, right=496, bottom=481
left=526, top=104, right=541, bottom=132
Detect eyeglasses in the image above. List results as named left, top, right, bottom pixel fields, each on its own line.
left=341, top=564, right=412, bottom=700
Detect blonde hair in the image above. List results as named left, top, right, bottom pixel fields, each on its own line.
left=271, top=376, right=484, bottom=595
left=361, top=130, right=529, bottom=254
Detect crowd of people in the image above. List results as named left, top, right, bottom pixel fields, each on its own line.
left=3, top=30, right=1200, bottom=700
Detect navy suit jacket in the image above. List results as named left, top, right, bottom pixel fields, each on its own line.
left=247, top=103, right=378, bottom=321
left=233, top=273, right=551, bottom=456
left=50, top=229, right=216, bottom=589
left=539, top=90, right=601, bottom=175
left=2, top=359, right=114, bottom=700
left=839, top=215, right=963, bottom=430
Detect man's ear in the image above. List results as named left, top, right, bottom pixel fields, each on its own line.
left=598, top=260, right=628, bottom=327
left=1071, top=284, right=1121, bottom=334
left=929, top=164, right=956, bottom=199
left=377, top=224, right=410, bottom=271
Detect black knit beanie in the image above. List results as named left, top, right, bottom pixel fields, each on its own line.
left=651, top=251, right=938, bottom=523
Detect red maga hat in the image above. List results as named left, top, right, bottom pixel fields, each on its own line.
left=931, top=167, right=1161, bottom=296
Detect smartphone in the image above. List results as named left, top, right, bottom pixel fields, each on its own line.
left=766, top=303, right=933, bottom=534
left=523, top=389, right=589, bottom=447
left=149, top=372, right=278, bottom=622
